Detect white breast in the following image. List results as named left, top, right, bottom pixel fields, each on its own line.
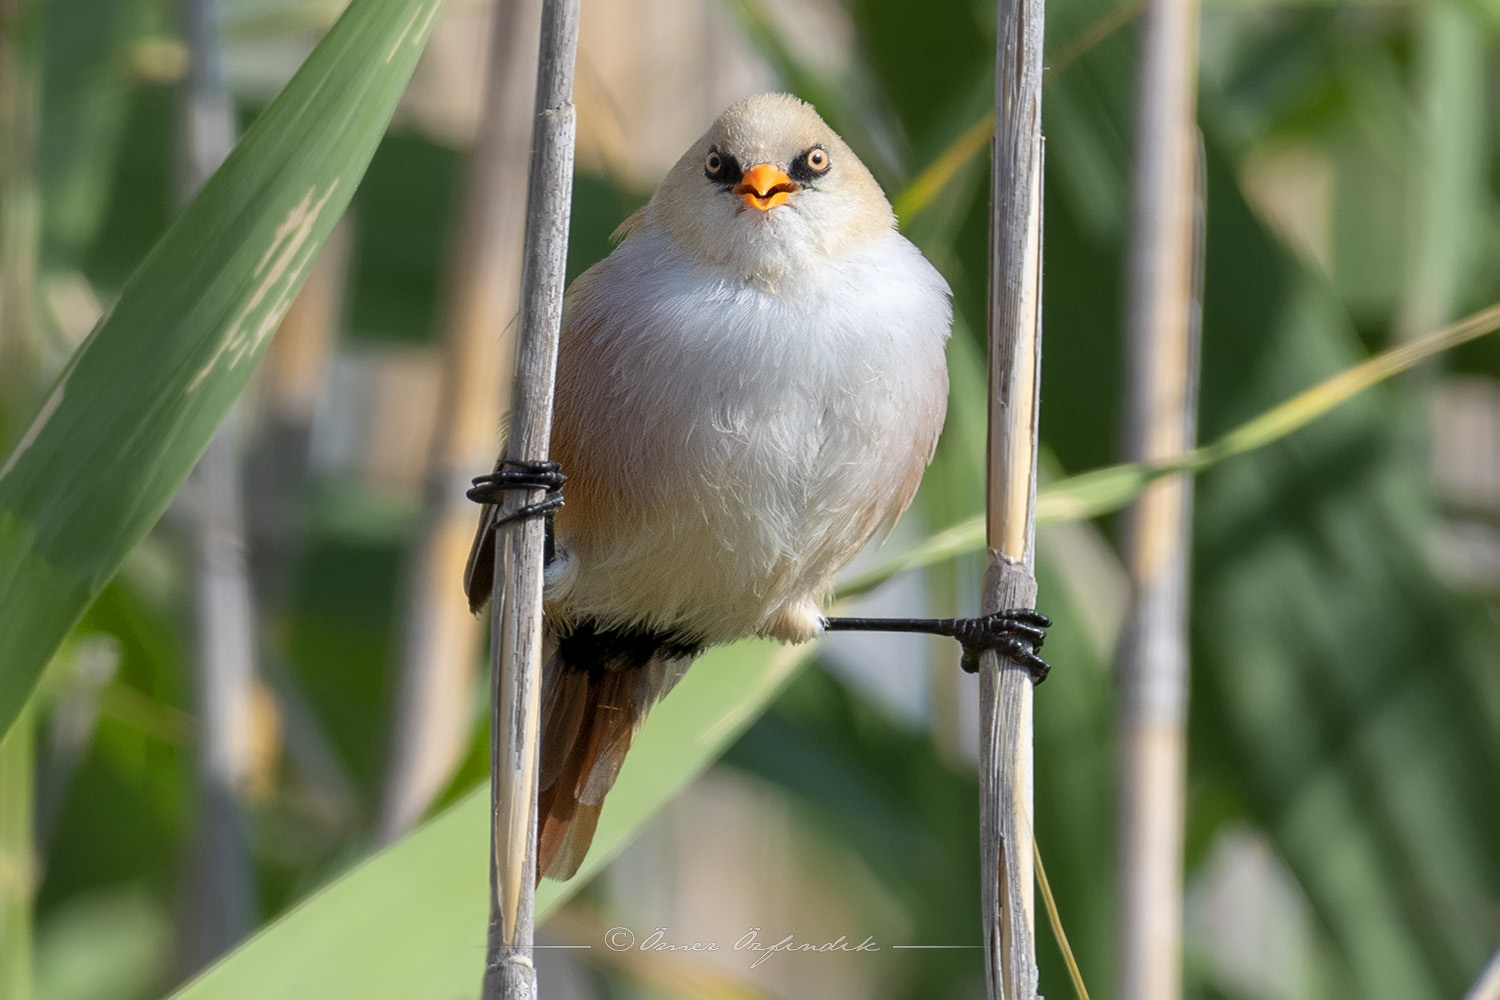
left=547, top=225, right=951, bottom=645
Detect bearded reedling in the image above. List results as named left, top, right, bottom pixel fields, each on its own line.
left=467, top=93, right=1050, bottom=881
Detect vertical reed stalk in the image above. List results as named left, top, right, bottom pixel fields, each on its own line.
left=983, top=0, right=1046, bottom=992
left=179, top=0, right=257, bottom=964
left=1116, top=0, right=1203, bottom=986
left=380, top=0, right=540, bottom=843
left=481, top=2, right=580, bottom=997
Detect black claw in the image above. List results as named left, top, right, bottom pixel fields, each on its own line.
left=978, top=612, right=1047, bottom=647
left=1001, top=640, right=1051, bottom=684
left=959, top=643, right=1050, bottom=684
left=467, top=459, right=566, bottom=531
left=492, top=494, right=565, bottom=528
left=467, top=459, right=567, bottom=505
left=1003, top=608, right=1052, bottom=629
left=956, top=609, right=1052, bottom=684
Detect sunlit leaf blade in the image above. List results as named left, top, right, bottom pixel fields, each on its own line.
left=0, top=0, right=443, bottom=739
left=165, top=639, right=808, bottom=1000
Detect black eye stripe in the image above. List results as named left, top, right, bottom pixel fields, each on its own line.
left=788, top=145, right=831, bottom=184
left=704, top=145, right=743, bottom=186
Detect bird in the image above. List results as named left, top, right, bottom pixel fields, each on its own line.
left=465, top=92, right=1048, bottom=882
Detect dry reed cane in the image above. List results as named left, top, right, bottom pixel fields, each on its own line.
left=481, top=2, right=581, bottom=997
left=982, top=0, right=1047, bottom=992
left=1116, top=0, right=1203, bottom=986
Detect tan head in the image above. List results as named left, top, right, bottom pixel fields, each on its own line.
left=642, top=93, right=896, bottom=280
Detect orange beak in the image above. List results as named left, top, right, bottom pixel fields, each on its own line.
left=734, top=163, right=798, bottom=211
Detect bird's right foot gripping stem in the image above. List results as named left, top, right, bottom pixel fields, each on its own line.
left=466, top=459, right=566, bottom=528
left=948, top=609, right=1051, bottom=681
left=823, top=608, right=1052, bottom=683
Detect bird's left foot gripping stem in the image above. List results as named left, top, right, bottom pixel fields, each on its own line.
left=823, top=609, right=1053, bottom=683
left=466, top=459, right=566, bottom=528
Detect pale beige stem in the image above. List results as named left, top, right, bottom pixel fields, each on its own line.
left=983, top=0, right=1046, bottom=991
left=1116, top=0, right=1203, bottom=989
left=482, top=1, right=581, bottom=998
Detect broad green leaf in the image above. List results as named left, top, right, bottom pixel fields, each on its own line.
left=0, top=0, right=444, bottom=740
left=165, top=639, right=808, bottom=1000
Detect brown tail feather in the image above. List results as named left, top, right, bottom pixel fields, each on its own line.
left=536, top=623, right=696, bottom=881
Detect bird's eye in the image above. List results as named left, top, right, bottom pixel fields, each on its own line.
left=789, top=145, right=832, bottom=183
left=704, top=146, right=743, bottom=185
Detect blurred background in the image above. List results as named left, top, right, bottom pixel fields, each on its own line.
left=2, top=0, right=1500, bottom=997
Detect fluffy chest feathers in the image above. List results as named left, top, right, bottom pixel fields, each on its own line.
left=547, top=224, right=951, bottom=644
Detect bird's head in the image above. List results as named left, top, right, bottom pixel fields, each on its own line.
left=646, top=93, right=895, bottom=282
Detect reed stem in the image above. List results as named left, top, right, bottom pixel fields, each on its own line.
left=481, top=2, right=581, bottom=997
left=1116, top=0, right=1203, bottom=988
left=982, top=0, right=1047, bottom=991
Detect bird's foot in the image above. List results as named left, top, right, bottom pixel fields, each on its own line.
left=822, top=608, right=1052, bottom=684
left=466, top=459, right=566, bottom=528
left=950, top=609, right=1051, bottom=683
